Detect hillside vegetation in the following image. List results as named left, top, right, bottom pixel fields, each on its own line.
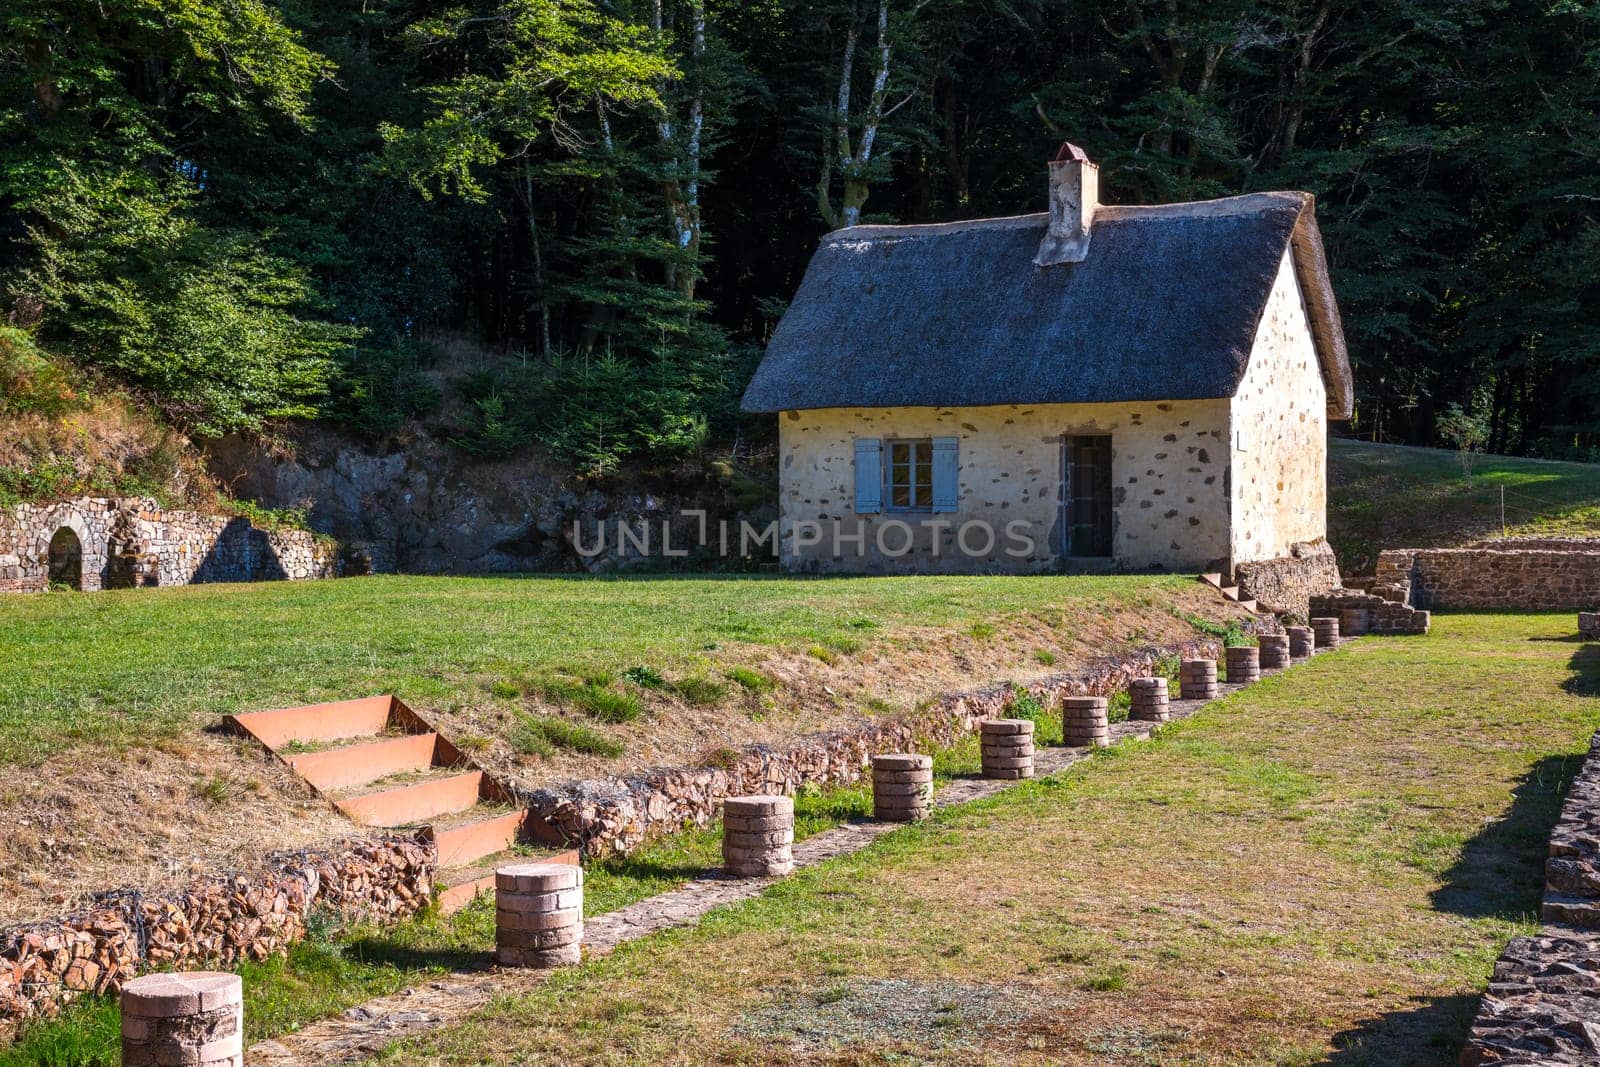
left=1328, top=439, right=1600, bottom=573
left=3, top=1, right=1598, bottom=474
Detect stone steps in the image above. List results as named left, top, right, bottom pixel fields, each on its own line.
left=228, top=695, right=569, bottom=914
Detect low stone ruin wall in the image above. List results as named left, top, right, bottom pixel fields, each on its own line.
left=0, top=837, right=430, bottom=1037
left=1308, top=589, right=1432, bottom=635
left=1376, top=546, right=1600, bottom=613
left=0, top=497, right=339, bottom=593
left=1234, top=538, right=1342, bottom=620
left=1460, top=731, right=1600, bottom=1064
left=524, top=634, right=1225, bottom=858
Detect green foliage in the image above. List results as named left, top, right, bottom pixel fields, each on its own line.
left=539, top=677, right=644, bottom=723
left=0, top=327, right=77, bottom=417
left=724, top=666, right=774, bottom=693
left=512, top=713, right=624, bottom=757
left=1437, top=403, right=1491, bottom=484
left=673, top=675, right=727, bottom=706
left=622, top=665, right=670, bottom=690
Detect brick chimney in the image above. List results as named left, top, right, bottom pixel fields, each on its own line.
left=1034, top=142, right=1098, bottom=267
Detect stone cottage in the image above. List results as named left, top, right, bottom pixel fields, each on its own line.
left=741, top=143, right=1354, bottom=574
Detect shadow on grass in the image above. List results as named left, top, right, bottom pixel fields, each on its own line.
left=341, top=936, right=490, bottom=974
left=1321, top=993, right=1480, bottom=1066
left=1428, top=753, right=1575, bottom=920
left=1562, top=643, right=1600, bottom=697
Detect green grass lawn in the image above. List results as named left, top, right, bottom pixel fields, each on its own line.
left=339, top=613, right=1597, bottom=1066
left=0, top=572, right=1189, bottom=765
left=1329, top=439, right=1600, bottom=572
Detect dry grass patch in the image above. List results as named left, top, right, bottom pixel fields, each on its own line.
left=368, top=614, right=1597, bottom=1066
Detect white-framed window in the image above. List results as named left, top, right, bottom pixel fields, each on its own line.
left=886, top=438, right=934, bottom=512
left=854, top=437, right=959, bottom=515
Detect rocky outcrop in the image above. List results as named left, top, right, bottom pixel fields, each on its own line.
left=206, top=429, right=774, bottom=574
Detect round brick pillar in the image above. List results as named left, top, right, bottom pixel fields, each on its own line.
left=1340, top=607, right=1371, bottom=637
left=1179, top=658, right=1219, bottom=700
left=1258, top=633, right=1291, bottom=670
left=979, top=719, right=1035, bottom=779
left=1062, top=695, right=1110, bottom=747
left=121, top=972, right=242, bottom=1067
left=1225, top=645, right=1261, bottom=684
left=1287, top=626, right=1315, bottom=659
left=872, top=753, right=933, bottom=821
left=1128, top=677, right=1170, bottom=722
left=495, top=862, right=583, bottom=968
left=722, top=795, right=795, bottom=877
left=1311, top=616, right=1341, bottom=649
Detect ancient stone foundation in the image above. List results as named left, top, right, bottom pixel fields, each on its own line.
left=120, top=972, right=242, bottom=1067
left=721, top=796, right=796, bottom=877
left=1377, top=542, right=1600, bottom=612
left=1311, top=617, right=1340, bottom=648
left=1258, top=633, right=1290, bottom=670
left=1224, top=646, right=1260, bottom=684
left=979, top=720, right=1035, bottom=779
left=495, top=863, right=583, bottom=969
left=1128, top=678, right=1169, bottom=722
left=1339, top=607, right=1370, bottom=637
left=1062, top=696, right=1110, bottom=747
left=1309, top=589, right=1431, bottom=635
left=872, top=754, right=933, bottom=821
left=1582, top=613, right=1600, bottom=641
left=1286, top=626, right=1314, bottom=659
left=1233, top=538, right=1341, bottom=619
left=1179, top=659, right=1218, bottom=701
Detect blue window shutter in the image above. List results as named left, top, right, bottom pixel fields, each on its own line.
left=854, top=439, right=882, bottom=513
left=932, top=437, right=959, bottom=513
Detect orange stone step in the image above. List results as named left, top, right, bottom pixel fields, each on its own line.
left=431, top=809, right=528, bottom=868
left=336, top=770, right=486, bottom=827
left=228, top=695, right=397, bottom=750
left=1219, top=586, right=1240, bottom=600
left=286, top=732, right=442, bottom=794
left=434, top=848, right=580, bottom=915
left=1199, top=573, right=1223, bottom=588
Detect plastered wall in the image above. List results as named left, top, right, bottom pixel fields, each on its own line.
left=1229, top=248, right=1328, bottom=564
left=777, top=401, right=1232, bottom=573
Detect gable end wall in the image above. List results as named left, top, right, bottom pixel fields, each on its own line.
left=1228, top=247, right=1328, bottom=566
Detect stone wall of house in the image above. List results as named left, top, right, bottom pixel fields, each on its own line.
left=1229, top=248, right=1329, bottom=567
left=0, top=497, right=339, bottom=594
left=1234, top=538, right=1341, bottom=619
left=0, top=837, right=430, bottom=1037
left=1460, top=730, right=1600, bottom=1065
left=1376, top=546, right=1600, bottom=612
left=525, top=634, right=1225, bottom=857
left=777, top=401, right=1233, bottom=574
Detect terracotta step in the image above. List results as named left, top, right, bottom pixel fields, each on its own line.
left=1238, top=599, right=1258, bottom=613
left=1199, top=573, right=1223, bottom=588
left=1219, top=586, right=1241, bottom=600
left=336, top=770, right=487, bottom=827
left=435, top=847, right=581, bottom=915
left=228, top=695, right=398, bottom=750
left=286, top=732, right=442, bottom=794
left=430, top=808, right=528, bottom=868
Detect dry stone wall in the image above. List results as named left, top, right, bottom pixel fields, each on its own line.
left=0, top=497, right=339, bottom=593
left=524, top=634, right=1225, bottom=858
left=1377, top=546, right=1600, bottom=612
left=1460, top=730, right=1600, bottom=1065
left=0, top=837, right=429, bottom=1037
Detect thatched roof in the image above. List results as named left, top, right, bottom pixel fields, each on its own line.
left=741, top=191, right=1353, bottom=419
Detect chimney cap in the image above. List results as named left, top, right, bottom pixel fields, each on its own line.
left=1053, top=141, right=1092, bottom=164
